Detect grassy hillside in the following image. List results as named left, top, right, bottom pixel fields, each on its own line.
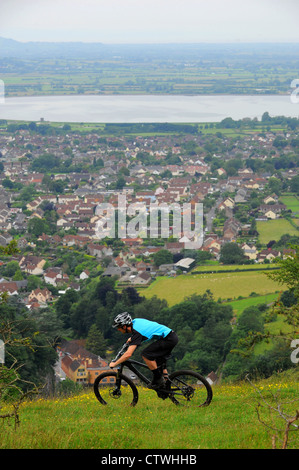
left=224, top=293, right=279, bottom=317
left=257, top=219, right=299, bottom=245
left=142, top=270, right=281, bottom=306
left=1, top=371, right=298, bottom=449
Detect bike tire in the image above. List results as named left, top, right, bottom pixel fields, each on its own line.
left=93, top=371, right=139, bottom=407
left=167, top=369, right=213, bottom=407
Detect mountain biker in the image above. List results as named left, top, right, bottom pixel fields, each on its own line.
left=109, top=312, right=178, bottom=388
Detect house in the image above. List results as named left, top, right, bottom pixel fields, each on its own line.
left=257, top=248, right=281, bottom=263
left=130, top=271, right=152, bottom=285
left=57, top=194, right=79, bottom=204
left=223, top=218, right=241, bottom=242
left=114, top=256, right=131, bottom=270
left=259, top=204, right=286, bottom=218
left=134, top=260, right=147, bottom=272
left=0, top=232, right=13, bottom=246
left=263, top=195, right=278, bottom=205
left=218, top=197, right=235, bottom=211
left=0, top=281, right=19, bottom=296
left=264, top=209, right=276, bottom=219
left=19, top=255, right=46, bottom=275
left=203, top=236, right=221, bottom=258
left=158, top=263, right=176, bottom=275
left=63, top=234, right=91, bottom=248
left=12, top=213, right=27, bottom=231
left=43, top=270, right=59, bottom=286
left=26, top=195, right=57, bottom=211
left=234, top=188, right=248, bottom=204
left=216, top=168, right=226, bottom=176
left=87, top=243, right=113, bottom=258
left=206, top=371, right=218, bottom=385
left=102, top=266, right=127, bottom=278
left=28, top=287, right=52, bottom=304
left=59, top=340, right=110, bottom=385
left=61, top=355, right=88, bottom=384
left=79, top=269, right=90, bottom=280
left=44, top=268, right=69, bottom=287
left=242, top=243, right=258, bottom=260
left=164, top=241, right=183, bottom=253
left=238, top=168, right=254, bottom=177
left=282, top=248, right=296, bottom=259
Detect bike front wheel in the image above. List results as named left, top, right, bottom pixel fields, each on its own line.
left=93, top=371, right=139, bottom=407
left=167, top=370, right=213, bottom=407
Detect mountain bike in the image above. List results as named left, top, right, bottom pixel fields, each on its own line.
left=93, top=342, right=213, bottom=407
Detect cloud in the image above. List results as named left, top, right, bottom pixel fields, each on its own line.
left=0, top=0, right=298, bottom=43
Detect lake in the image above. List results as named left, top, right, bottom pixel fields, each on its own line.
left=0, top=94, right=298, bottom=123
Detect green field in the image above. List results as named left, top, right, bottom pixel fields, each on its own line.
left=142, top=270, right=282, bottom=306
left=1, top=372, right=298, bottom=449
left=224, top=292, right=279, bottom=317
left=191, top=264, right=279, bottom=272
left=257, top=219, right=299, bottom=245
left=279, top=195, right=299, bottom=213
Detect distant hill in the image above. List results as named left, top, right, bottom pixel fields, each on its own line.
left=0, top=36, right=107, bottom=59
left=1, top=36, right=299, bottom=61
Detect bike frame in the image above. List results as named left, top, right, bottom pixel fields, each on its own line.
left=116, top=358, right=153, bottom=387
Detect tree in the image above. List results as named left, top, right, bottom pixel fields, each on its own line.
left=290, top=175, right=299, bottom=194
left=0, top=299, right=57, bottom=427
left=121, top=287, right=143, bottom=306
left=153, top=249, right=173, bottom=267
left=115, top=176, right=126, bottom=189
left=133, top=295, right=168, bottom=321
left=267, top=177, right=283, bottom=195
left=267, top=245, right=299, bottom=299
left=2, top=261, right=19, bottom=278
left=219, top=242, right=247, bottom=265
left=231, top=245, right=299, bottom=366
left=85, top=324, right=108, bottom=357
left=27, top=217, right=51, bottom=237
left=237, top=306, right=264, bottom=335
left=55, top=288, right=80, bottom=329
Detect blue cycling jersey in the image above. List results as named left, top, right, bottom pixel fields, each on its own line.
left=131, top=318, right=171, bottom=344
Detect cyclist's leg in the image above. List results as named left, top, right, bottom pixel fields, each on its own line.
left=142, top=332, right=178, bottom=388
left=142, top=344, right=164, bottom=387
left=142, top=356, right=158, bottom=370
left=142, top=332, right=178, bottom=365
left=142, top=357, right=168, bottom=376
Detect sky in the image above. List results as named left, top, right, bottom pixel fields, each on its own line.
left=0, top=0, right=299, bottom=44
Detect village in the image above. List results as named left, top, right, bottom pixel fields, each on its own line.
left=0, top=120, right=298, bottom=384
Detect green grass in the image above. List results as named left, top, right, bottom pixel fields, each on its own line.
left=257, top=219, right=299, bottom=245
left=191, top=264, right=279, bottom=272
left=254, top=314, right=296, bottom=356
left=142, top=271, right=282, bottom=306
left=1, top=372, right=298, bottom=449
left=279, top=195, right=299, bottom=213
left=224, top=292, right=279, bottom=317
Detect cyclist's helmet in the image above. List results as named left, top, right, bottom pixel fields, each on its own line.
left=112, top=312, right=132, bottom=329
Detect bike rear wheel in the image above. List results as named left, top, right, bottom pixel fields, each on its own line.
left=167, top=370, right=213, bottom=407
left=94, top=371, right=139, bottom=407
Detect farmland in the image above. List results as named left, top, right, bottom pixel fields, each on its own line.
left=1, top=40, right=299, bottom=97
left=257, top=219, right=299, bottom=245
left=141, top=269, right=282, bottom=307
left=279, top=195, right=299, bottom=213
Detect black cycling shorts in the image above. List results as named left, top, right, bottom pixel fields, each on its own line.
left=141, top=331, right=178, bottom=361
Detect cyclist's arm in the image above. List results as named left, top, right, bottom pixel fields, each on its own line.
left=109, top=344, right=137, bottom=368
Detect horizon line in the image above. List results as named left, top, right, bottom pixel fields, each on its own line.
left=1, top=36, right=299, bottom=46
